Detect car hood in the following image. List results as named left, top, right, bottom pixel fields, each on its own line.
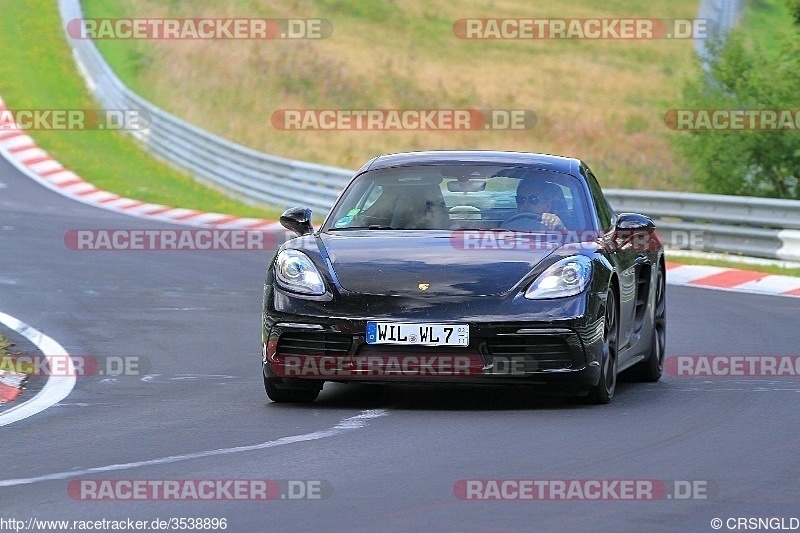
left=319, top=231, right=557, bottom=297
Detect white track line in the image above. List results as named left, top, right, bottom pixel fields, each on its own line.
left=0, top=312, right=75, bottom=427
left=0, top=409, right=388, bottom=487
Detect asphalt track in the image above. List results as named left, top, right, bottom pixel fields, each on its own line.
left=1, top=154, right=798, bottom=533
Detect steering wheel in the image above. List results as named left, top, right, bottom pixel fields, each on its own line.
left=501, top=212, right=547, bottom=230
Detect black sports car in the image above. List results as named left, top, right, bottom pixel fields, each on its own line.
left=262, top=151, right=666, bottom=404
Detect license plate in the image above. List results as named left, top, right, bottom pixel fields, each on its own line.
left=366, top=322, right=469, bottom=347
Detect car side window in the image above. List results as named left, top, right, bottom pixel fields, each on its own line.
left=586, top=172, right=613, bottom=231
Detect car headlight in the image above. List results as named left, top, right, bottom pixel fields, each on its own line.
left=275, top=250, right=326, bottom=295
left=525, top=256, right=592, bottom=299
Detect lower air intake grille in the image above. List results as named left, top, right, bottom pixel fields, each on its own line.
left=275, top=332, right=352, bottom=358
left=486, top=335, right=573, bottom=371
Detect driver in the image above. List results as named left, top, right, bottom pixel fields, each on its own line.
left=502, top=180, right=567, bottom=230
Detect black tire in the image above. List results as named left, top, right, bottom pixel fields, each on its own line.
left=264, top=376, right=320, bottom=403
left=585, top=288, right=618, bottom=405
left=631, top=266, right=666, bottom=382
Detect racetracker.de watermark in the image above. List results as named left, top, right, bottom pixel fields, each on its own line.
left=665, top=109, right=800, bottom=131
left=270, top=109, right=537, bottom=130
left=0, top=355, right=149, bottom=377
left=67, top=18, right=333, bottom=40
left=64, top=229, right=279, bottom=251
left=453, top=18, right=716, bottom=39
left=271, top=354, right=486, bottom=378
left=453, top=479, right=718, bottom=500
left=269, top=354, right=591, bottom=377
left=665, top=356, right=800, bottom=377
left=67, top=479, right=332, bottom=500
left=0, top=109, right=150, bottom=131
left=448, top=229, right=711, bottom=252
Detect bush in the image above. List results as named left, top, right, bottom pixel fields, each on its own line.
left=788, top=0, right=800, bottom=26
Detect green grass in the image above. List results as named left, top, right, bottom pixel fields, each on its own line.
left=667, top=252, right=800, bottom=277
left=0, top=0, right=281, bottom=219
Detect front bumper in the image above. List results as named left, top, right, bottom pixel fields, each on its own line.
left=263, top=311, right=605, bottom=392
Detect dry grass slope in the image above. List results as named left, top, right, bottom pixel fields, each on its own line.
left=84, top=0, right=702, bottom=191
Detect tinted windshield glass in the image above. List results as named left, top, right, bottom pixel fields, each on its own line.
left=323, top=164, right=593, bottom=231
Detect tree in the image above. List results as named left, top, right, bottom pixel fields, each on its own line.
left=675, top=17, right=800, bottom=199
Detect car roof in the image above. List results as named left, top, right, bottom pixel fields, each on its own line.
left=363, top=150, right=583, bottom=175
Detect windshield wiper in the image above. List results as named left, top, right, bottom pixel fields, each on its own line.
left=328, top=225, right=396, bottom=230
left=454, top=227, right=503, bottom=231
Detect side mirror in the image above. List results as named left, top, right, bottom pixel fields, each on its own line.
left=613, top=213, right=659, bottom=251
left=615, top=212, right=655, bottom=231
left=280, top=207, right=314, bottom=236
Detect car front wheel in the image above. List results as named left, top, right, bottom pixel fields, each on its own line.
left=585, top=288, right=618, bottom=405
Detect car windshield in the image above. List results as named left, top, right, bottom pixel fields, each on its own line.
left=323, top=164, right=594, bottom=231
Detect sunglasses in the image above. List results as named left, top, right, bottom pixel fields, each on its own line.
left=516, top=194, right=546, bottom=205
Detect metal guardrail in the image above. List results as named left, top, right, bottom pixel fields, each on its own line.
left=58, top=0, right=800, bottom=261
left=605, top=190, right=800, bottom=261
left=696, top=0, right=745, bottom=59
